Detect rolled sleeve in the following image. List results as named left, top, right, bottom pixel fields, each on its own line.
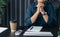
left=41, top=3, right=57, bottom=26
left=47, top=4, right=57, bottom=26
left=24, top=5, right=32, bottom=27
left=25, top=18, right=32, bottom=26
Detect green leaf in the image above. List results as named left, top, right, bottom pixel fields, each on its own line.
left=0, top=0, right=7, bottom=17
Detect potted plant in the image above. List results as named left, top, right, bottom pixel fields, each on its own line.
left=0, top=0, right=7, bottom=24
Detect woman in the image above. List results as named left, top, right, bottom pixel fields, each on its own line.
left=25, top=0, right=57, bottom=27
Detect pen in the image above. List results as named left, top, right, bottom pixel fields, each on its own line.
left=30, top=26, right=33, bottom=30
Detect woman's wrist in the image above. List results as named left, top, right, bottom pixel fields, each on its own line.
left=41, top=12, right=47, bottom=15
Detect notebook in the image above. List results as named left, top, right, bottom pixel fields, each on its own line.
left=0, top=27, right=8, bottom=33
left=27, top=26, right=43, bottom=32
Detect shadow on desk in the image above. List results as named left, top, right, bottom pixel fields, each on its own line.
left=41, top=25, right=58, bottom=37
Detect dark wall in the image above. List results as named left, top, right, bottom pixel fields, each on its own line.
left=9, top=0, right=35, bottom=27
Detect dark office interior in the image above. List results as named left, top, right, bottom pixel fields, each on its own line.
left=0, top=0, right=60, bottom=37
left=0, top=0, right=60, bottom=27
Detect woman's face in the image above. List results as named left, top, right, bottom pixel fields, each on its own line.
left=37, top=0, right=46, bottom=3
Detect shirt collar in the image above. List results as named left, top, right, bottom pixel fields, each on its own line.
left=34, top=1, right=38, bottom=7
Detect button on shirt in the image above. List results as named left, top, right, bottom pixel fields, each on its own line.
left=24, top=2, right=57, bottom=27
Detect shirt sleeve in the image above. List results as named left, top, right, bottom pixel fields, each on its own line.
left=24, top=5, right=32, bottom=27
left=41, top=3, right=57, bottom=26
left=47, top=4, right=57, bottom=26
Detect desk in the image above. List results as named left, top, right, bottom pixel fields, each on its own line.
left=0, top=26, right=58, bottom=37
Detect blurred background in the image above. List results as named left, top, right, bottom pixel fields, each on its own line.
left=0, top=0, right=60, bottom=29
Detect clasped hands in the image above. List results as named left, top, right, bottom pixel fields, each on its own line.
left=36, top=3, right=45, bottom=15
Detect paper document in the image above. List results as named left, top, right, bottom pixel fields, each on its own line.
left=23, top=26, right=53, bottom=36
left=23, top=32, right=53, bottom=36
left=0, top=27, right=8, bottom=33
left=27, top=26, right=43, bottom=32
